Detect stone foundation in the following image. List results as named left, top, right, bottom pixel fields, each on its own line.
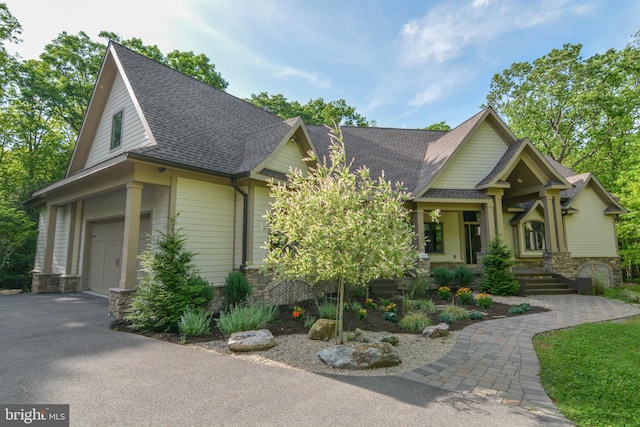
left=575, top=257, right=623, bottom=287
left=31, top=272, right=61, bottom=294
left=243, top=267, right=323, bottom=306
left=108, top=288, right=136, bottom=319
left=543, top=252, right=575, bottom=278
left=59, top=275, right=80, bottom=294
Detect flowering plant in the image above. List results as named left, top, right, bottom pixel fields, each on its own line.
left=292, top=305, right=305, bottom=319
left=364, top=298, right=377, bottom=309
left=384, top=302, right=397, bottom=313
left=357, top=308, right=367, bottom=320
left=476, top=292, right=493, bottom=309
left=456, top=287, right=474, bottom=305
left=437, top=286, right=452, bottom=301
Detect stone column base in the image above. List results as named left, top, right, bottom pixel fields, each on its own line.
left=31, top=272, right=61, bottom=293
left=59, top=275, right=80, bottom=294
left=108, top=288, right=137, bottom=319
left=543, top=252, right=575, bottom=278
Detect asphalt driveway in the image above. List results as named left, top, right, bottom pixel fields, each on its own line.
left=0, top=293, right=567, bottom=426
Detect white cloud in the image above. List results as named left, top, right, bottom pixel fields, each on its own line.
left=398, top=0, right=591, bottom=67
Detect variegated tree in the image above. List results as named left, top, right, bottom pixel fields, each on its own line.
left=264, top=125, right=418, bottom=344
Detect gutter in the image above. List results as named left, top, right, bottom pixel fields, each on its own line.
left=231, top=177, right=249, bottom=272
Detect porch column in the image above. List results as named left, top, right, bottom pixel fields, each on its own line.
left=42, top=205, right=58, bottom=274
left=482, top=199, right=495, bottom=251
left=119, top=181, right=144, bottom=289
left=487, top=188, right=505, bottom=237
left=414, top=209, right=425, bottom=253
left=540, top=189, right=567, bottom=253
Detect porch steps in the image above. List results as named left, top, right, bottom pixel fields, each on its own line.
left=515, top=272, right=577, bottom=295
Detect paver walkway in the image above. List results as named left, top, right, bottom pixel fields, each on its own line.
left=397, top=294, right=640, bottom=419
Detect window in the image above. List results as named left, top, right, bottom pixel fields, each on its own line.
left=424, top=222, right=443, bottom=253
left=524, top=221, right=545, bottom=250
left=110, top=110, right=123, bottom=149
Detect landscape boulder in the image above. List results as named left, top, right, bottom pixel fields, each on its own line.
left=317, top=342, right=401, bottom=370
left=228, top=329, right=275, bottom=352
left=422, top=322, right=449, bottom=338
left=352, top=328, right=400, bottom=346
left=308, top=318, right=338, bottom=341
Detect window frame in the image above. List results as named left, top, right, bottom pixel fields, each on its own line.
left=110, top=110, right=124, bottom=150
left=424, top=221, right=444, bottom=254
left=523, top=220, right=545, bottom=251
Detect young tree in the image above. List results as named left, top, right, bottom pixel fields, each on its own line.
left=264, top=124, right=417, bottom=343
left=479, top=235, right=520, bottom=296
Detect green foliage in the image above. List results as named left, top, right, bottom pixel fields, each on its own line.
left=411, top=299, right=436, bottom=314
left=303, top=313, right=316, bottom=329
left=437, top=286, right=452, bottom=301
left=432, top=267, right=453, bottom=287
left=479, top=235, right=520, bottom=296
left=0, top=202, right=36, bottom=289
left=455, top=287, right=474, bottom=305
left=469, top=311, right=484, bottom=320
left=216, top=303, right=279, bottom=335
left=383, top=311, right=397, bottom=323
left=399, top=312, right=432, bottom=333
left=349, top=300, right=362, bottom=312
left=508, top=306, right=524, bottom=315
left=223, top=271, right=253, bottom=310
left=246, top=92, right=374, bottom=126
left=126, top=217, right=213, bottom=332
left=618, top=287, right=640, bottom=304
left=452, top=265, right=475, bottom=288
left=438, top=313, right=453, bottom=324
left=440, top=305, right=470, bottom=321
left=534, top=316, right=640, bottom=426
left=518, top=302, right=533, bottom=311
left=378, top=297, right=393, bottom=310
left=264, top=124, right=418, bottom=343
left=178, top=306, right=211, bottom=337
left=422, top=121, right=451, bottom=131
left=590, top=272, right=610, bottom=296
left=475, top=292, right=493, bottom=309
left=408, top=274, right=429, bottom=297
left=315, top=301, right=337, bottom=320
left=357, top=308, right=367, bottom=320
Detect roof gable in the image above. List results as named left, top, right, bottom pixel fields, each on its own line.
left=563, top=173, right=626, bottom=214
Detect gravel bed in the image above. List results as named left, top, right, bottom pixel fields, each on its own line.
left=194, top=332, right=459, bottom=376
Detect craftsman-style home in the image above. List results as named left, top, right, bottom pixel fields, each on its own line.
left=28, top=43, right=625, bottom=314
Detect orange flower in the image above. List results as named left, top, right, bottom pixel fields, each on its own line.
left=292, top=310, right=301, bottom=318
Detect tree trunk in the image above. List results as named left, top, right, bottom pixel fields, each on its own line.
left=336, top=276, right=345, bottom=344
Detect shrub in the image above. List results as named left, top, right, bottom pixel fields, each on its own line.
left=620, top=288, right=640, bottom=303
left=350, top=300, right=363, bottom=312
left=591, top=272, right=611, bottom=296
left=364, top=298, right=377, bottom=310
left=439, top=313, right=453, bottom=324
left=179, top=306, right=211, bottom=337
left=437, top=286, right=452, bottom=301
left=127, top=217, right=213, bottom=332
left=216, top=303, right=279, bottom=335
left=432, top=267, right=454, bottom=287
left=519, top=302, right=533, bottom=311
left=508, top=306, right=524, bottom=315
left=357, top=308, right=367, bottom=320
left=315, top=301, right=337, bottom=319
left=476, top=292, right=493, bottom=309
left=224, top=271, right=253, bottom=310
left=399, top=312, right=432, bottom=333
left=378, top=297, right=393, bottom=310
left=440, top=305, right=470, bottom=321
left=303, top=313, right=316, bottom=329
left=469, top=311, right=484, bottom=320
left=383, top=311, right=397, bottom=323
left=409, top=275, right=429, bottom=297
left=456, top=287, right=474, bottom=305
left=411, top=299, right=436, bottom=314
left=452, top=265, right=475, bottom=288
left=479, top=235, right=520, bottom=296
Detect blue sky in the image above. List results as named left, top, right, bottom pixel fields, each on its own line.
left=4, top=0, right=640, bottom=129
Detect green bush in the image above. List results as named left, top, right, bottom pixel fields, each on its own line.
left=591, top=272, right=611, bottom=296
left=508, top=306, right=525, bottom=315
left=469, top=311, right=484, bottom=320
left=350, top=300, right=363, bottom=312
left=399, top=312, right=432, bottom=333
left=438, top=313, right=453, bottom=324
left=315, top=301, right=337, bottom=319
left=409, top=275, right=429, bottom=297
left=432, top=267, right=454, bottom=287
left=303, top=313, right=317, bottom=329
left=127, top=217, right=213, bottom=332
left=479, top=235, right=520, bottom=296
left=476, top=292, right=493, bottom=309
left=519, top=302, right=533, bottom=311
left=619, top=288, right=640, bottom=303
left=411, top=299, right=436, bottom=314
left=452, top=265, right=475, bottom=288
left=179, top=306, right=211, bottom=336
left=216, top=303, right=279, bottom=335
left=224, top=271, right=253, bottom=309
left=440, top=305, right=470, bottom=321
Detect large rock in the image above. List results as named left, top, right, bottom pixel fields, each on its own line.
left=228, top=329, right=275, bottom=352
left=352, top=328, right=400, bottom=346
left=308, top=318, right=338, bottom=341
left=317, top=342, right=401, bottom=370
left=422, top=322, right=449, bottom=338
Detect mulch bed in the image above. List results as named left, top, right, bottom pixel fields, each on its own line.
left=112, top=290, right=548, bottom=344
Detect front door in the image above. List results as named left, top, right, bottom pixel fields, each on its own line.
left=463, top=211, right=481, bottom=265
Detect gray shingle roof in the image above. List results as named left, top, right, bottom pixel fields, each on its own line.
left=111, top=42, right=291, bottom=176
left=421, top=189, right=491, bottom=200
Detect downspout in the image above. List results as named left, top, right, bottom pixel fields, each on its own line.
left=231, top=178, right=249, bottom=272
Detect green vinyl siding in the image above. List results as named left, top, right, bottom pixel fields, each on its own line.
left=264, top=140, right=308, bottom=175
left=565, top=187, right=618, bottom=257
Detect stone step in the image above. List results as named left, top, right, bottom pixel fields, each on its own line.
left=526, top=288, right=577, bottom=295
left=525, top=283, right=569, bottom=290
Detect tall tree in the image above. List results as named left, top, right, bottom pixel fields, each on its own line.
left=247, top=92, right=374, bottom=126
left=264, top=125, right=416, bottom=343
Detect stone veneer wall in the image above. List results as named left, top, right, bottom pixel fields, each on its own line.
left=31, top=272, right=60, bottom=293
left=543, top=253, right=623, bottom=287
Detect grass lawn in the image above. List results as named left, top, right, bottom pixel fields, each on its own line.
left=534, top=314, right=640, bottom=426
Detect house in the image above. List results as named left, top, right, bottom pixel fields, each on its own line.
left=28, top=43, right=626, bottom=317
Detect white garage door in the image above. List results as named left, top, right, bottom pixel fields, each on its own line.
left=87, top=215, right=151, bottom=294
